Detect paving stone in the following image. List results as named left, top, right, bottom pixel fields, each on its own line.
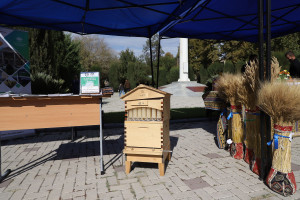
left=0, top=191, right=13, bottom=200
left=107, top=176, right=118, bottom=186
left=204, top=153, right=223, bottom=159
left=183, top=177, right=210, bottom=190
left=121, top=189, right=135, bottom=199
left=211, top=190, right=234, bottom=200
left=292, top=163, right=300, bottom=171
left=230, top=188, right=252, bottom=200
left=23, top=191, right=49, bottom=200
left=172, top=191, right=198, bottom=200
left=1, top=118, right=300, bottom=200
left=110, top=184, right=130, bottom=191
left=201, top=176, right=219, bottom=187
left=248, top=190, right=275, bottom=198
left=119, top=178, right=138, bottom=184
left=9, top=189, right=27, bottom=200
left=48, top=188, right=63, bottom=200
left=71, top=190, right=85, bottom=198
left=144, top=184, right=166, bottom=192
left=0, top=179, right=13, bottom=188
left=131, top=182, right=145, bottom=195
left=86, top=188, right=97, bottom=200
left=23, top=147, right=40, bottom=152
left=26, top=178, right=44, bottom=194
left=114, top=165, right=125, bottom=172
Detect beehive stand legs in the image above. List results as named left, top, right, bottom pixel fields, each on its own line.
left=167, top=142, right=171, bottom=161
left=125, top=154, right=168, bottom=176
left=167, top=152, right=171, bottom=161
left=158, top=163, right=165, bottom=176
left=125, top=161, right=131, bottom=174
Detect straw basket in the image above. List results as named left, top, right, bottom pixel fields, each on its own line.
left=266, top=122, right=296, bottom=196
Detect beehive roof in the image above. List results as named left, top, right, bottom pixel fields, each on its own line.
left=120, top=84, right=171, bottom=101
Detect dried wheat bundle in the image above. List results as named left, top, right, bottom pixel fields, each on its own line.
left=270, top=57, right=281, bottom=82
left=244, top=61, right=259, bottom=93
left=237, top=76, right=257, bottom=109
left=258, top=81, right=300, bottom=123
left=244, top=57, right=281, bottom=92
left=216, top=73, right=243, bottom=104
left=260, top=81, right=300, bottom=196
left=216, top=73, right=245, bottom=159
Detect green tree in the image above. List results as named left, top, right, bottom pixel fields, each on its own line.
left=142, top=34, right=165, bottom=86
left=142, top=34, right=164, bottom=66
left=58, top=34, right=82, bottom=91
left=73, top=35, right=116, bottom=81
left=271, top=32, right=300, bottom=53
left=160, top=52, right=177, bottom=72
left=108, top=49, right=149, bottom=90
left=119, top=49, right=136, bottom=80
left=29, top=29, right=65, bottom=77
left=221, top=40, right=256, bottom=72
left=126, top=61, right=149, bottom=88
left=168, top=67, right=179, bottom=83
left=199, top=66, right=209, bottom=84
left=158, top=67, right=168, bottom=86
left=223, top=61, right=235, bottom=73
left=189, top=39, right=220, bottom=82
left=108, top=60, right=121, bottom=91
left=28, top=29, right=82, bottom=93
left=207, top=62, right=223, bottom=77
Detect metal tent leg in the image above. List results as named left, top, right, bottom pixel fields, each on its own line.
left=100, top=98, right=104, bottom=175
left=0, top=136, right=12, bottom=183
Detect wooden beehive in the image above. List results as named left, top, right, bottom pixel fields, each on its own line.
left=121, top=84, right=171, bottom=176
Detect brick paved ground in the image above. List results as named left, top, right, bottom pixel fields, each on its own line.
left=0, top=121, right=300, bottom=200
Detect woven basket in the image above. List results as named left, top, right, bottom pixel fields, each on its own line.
left=203, top=91, right=226, bottom=110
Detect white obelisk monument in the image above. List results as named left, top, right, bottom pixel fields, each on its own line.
left=178, top=38, right=190, bottom=82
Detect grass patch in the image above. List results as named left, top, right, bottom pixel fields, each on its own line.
left=103, top=107, right=220, bottom=124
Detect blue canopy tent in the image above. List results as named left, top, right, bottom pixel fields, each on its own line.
left=160, top=0, right=300, bottom=41
left=0, top=0, right=203, bottom=87
left=0, top=0, right=299, bottom=181
left=0, top=0, right=201, bottom=37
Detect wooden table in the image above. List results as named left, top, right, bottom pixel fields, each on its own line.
left=0, top=94, right=110, bottom=181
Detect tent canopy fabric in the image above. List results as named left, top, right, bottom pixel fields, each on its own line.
left=161, top=0, right=300, bottom=42
left=0, top=0, right=299, bottom=41
left=0, top=0, right=199, bottom=37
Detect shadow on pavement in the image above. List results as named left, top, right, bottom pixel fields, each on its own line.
left=170, top=121, right=217, bottom=136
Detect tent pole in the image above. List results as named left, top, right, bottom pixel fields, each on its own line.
left=258, top=0, right=266, bottom=180
left=156, top=37, right=161, bottom=89
left=149, top=37, right=154, bottom=87
left=266, top=0, right=271, bottom=81
left=265, top=0, right=272, bottom=172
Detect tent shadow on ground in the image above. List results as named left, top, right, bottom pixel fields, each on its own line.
left=170, top=120, right=217, bottom=136
left=1, top=126, right=124, bottom=146
left=4, top=135, right=178, bottom=181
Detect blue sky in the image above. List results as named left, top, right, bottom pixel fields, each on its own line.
left=100, top=35, right=179, bottom=57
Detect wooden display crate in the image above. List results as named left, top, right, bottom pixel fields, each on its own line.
left=121, top=84, right=171, bottom=176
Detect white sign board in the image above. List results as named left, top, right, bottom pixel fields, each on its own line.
left=80, top=72, right=100, bottom=94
